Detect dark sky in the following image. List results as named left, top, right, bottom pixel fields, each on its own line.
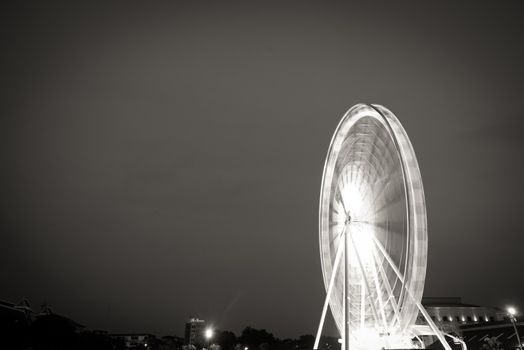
left=1, top=0, right=524, bottom=339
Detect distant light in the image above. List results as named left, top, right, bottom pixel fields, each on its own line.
left=461, top=316, right=465, bottom=322
left=485, top=316, right=489, bottom=322
left=473, top=316, right=478, bottom=322
left=244, top=347, right=249, bottom=350
left=145, top=344, right=148, bottom=348
left=205, top=328, right=214, bottom=339
left=508, top=307, right=517, bottom=316
left=448, top=316, right=453, bottom=322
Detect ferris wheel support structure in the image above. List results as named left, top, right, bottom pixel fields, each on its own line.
left=313, top=228, right=451, bottom=350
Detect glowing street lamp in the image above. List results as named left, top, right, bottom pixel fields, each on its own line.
left=205, top=328, right=214, bottom=339
left=205, top=328, right=214, bottom=349
left=507, top=307, right=522, bottom=350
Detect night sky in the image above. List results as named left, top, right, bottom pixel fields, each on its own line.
left=1, top=0, right=524, bottom=339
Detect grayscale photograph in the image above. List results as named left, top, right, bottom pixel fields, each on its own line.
left=1, top=1, right=523, bottom=350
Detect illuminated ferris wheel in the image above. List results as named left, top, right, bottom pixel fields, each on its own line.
left=313, top=104, right=460, bottom=350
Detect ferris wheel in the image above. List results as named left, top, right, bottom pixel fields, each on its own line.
left=313, top=104, right=458, bottom=350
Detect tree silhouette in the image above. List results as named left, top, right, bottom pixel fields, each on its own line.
left=239, top=327, right=276, bottom=349
left=216, top=330, right=237, bottom=350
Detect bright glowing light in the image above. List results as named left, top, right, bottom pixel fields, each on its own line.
left=351, top=225, right=374, bottom=263
left=348, top=329, right=415, bottom=350
left=351, top=328, right=382, bottom=350
left=205, top=328, right=214, bottom=339
left=339, top=183, right=366, bottom=218
left=508, top=307, right=517, bottom=316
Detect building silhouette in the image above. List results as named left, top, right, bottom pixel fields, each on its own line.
left=185, top=318, right=206, bottom=348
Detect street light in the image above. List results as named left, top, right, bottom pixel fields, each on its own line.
left=205, top=328, right=214, bottom=349
left=507, top=307, right=522, bottom=350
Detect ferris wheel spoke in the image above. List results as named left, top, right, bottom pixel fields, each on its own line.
left=360, top=219, right=404, bottom=237
left=370, top=171, right=402, bottom=195
left=365, top=130, right=380, bottom=169
left=355, top=161, right=373, bottom=195
left=359, top=183, right=375, bottom=208
left=360, top=188, right=390, bottom=218
left=362, top=177, right=403, bottom=215
left=373, top=196, right=404, bottom=216
left=348, top=230, right=383, bottom=332
left=369, top=248, right=390, bottom=332
left=372, top=243, right=401, bottom=329
left=336, top=185, right=349, bottom=216
left=351, top=220, right=389, bottom=239
left=330, top=216, right=347, bottom=229
left=330, top=235, right=342, bottom=247
left=369, top=187, right=404, bottom=209
left=360, top=280, right=366, bottom=328
left=370, top=235, right=407, bottom=293
left=372, top=168, right=401, bottom=186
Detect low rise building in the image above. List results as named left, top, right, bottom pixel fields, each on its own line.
left=414, top=297, right=522, bottom=350
left=185, top=318, right=206, bottom=347
left=420, top=297, right=505, bottom=335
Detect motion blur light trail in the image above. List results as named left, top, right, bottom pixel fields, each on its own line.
left=314, top=104, right=457, bottom=350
